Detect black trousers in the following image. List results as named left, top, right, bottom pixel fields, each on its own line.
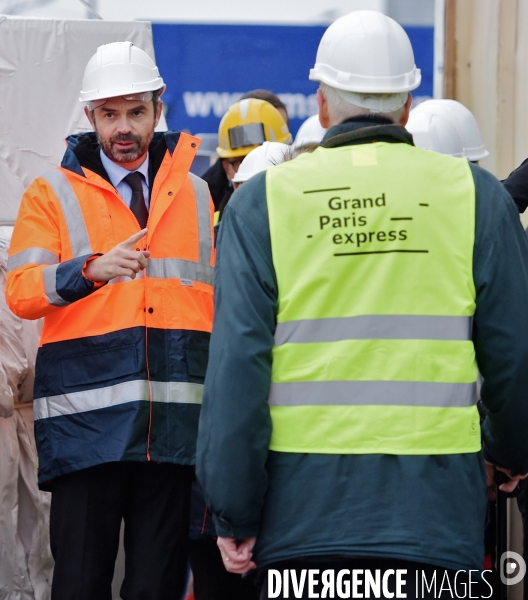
left=188, top=538, right=260, bottom=600
left=259, top=558, right=494, bottom=600
left=49, top=461, right=193, bottom=600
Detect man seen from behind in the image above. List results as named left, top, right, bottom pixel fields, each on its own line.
left=197, top=12, right=528, bottom=599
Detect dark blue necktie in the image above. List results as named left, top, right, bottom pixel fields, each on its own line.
left=123, top=172, right=148, bottom=228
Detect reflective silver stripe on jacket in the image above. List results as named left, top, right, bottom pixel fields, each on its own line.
left=189, top=172, right=213, bottom=266
left=274, top=315, right=473, bottom=345
left=42, top=169, right=93, bottom=257
left=34, top=379, right=203, bottom=420
left=144, top=174, right=213, bottom=285
left=42, top=264, right=70, bottom=307
left=146, top=258, right=214, bottom=285
left=108, top=271, right=146, bottom=285
left=268, top=381, right=477, bottom=408
left=7, top=248, right=59, bottom=272
left=150, top=380, right=203, bottom=405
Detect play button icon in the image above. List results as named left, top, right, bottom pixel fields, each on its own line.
left=500, top=551, right=526, bottom=586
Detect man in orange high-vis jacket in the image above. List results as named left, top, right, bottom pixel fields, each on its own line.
left=5, top=42, right=214, bottom=600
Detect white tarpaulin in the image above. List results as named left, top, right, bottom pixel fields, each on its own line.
left=0, top=15, right=167, bottom=225
left=1, top=229, right=51, bottom=600
left=0, top=17, right=166, bottom=598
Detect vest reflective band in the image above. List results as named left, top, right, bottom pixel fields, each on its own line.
left=266, top=142, right=479, bottom=455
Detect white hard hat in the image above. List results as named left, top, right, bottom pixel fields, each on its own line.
left=406, top=111, right=464, bottom=157
left=294, top=115, right=327, bottom=147
left=310, top=11, right=421, bottom=112
left=232, top=142, right=289, bottom=184
left=79, top=41, right=164, bottom=103
left=411, top=99, right=489, bottom=161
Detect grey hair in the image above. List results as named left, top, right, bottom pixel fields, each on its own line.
left=319, top=83, right=406, bottom=127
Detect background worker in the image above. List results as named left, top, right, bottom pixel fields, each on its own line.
left=407, top=99, right=504, bottom=592
left=6, top=41, right=214, bottom=600
left=503, top=156, right=528, bottom=213
left=196, top=11, right=528, bottom=599
left=231, top=142, right=290, bottom=190
left=189, top=95, right=291, bottom=598
left=293, top=113, right=327, bottom=148
left=409, top=98, right=489, bottom=163
left=188, top=139, right=289, bottom=600
left=406, top=108, right=465, bottom=157
left=202, top=95, right=292, bottom=214
left=239, top=89, right=289, bottom=125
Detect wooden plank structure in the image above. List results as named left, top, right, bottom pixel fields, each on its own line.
left=443, top=0, right=528, bottom=201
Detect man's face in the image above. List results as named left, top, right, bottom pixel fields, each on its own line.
left=85, top=96, right=162, bottom=170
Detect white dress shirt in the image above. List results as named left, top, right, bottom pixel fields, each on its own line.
left=100, top=149, right=150, bottom=209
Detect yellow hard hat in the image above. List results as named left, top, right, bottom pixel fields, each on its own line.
left=217, top=98, right=292, bottom=159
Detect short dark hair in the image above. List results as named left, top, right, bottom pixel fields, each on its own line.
left=152, top=87, right=164, bottom=113
left=239, top=89, right=289, bottom=125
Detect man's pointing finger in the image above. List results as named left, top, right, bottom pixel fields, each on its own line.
left=122, top=228, right=148, bottom=248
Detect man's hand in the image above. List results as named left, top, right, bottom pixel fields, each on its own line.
left=485, top=460, right=528, bottom=496
left=217, top=537, right=257, bottom=574
left=84, top=229, right=150, bottom=282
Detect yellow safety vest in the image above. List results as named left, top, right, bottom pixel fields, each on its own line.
left=266, top=141, right=480, bottom=455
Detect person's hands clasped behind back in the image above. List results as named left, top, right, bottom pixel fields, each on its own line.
left=217, top=537, right=257, bottom=574
left=485, top=460, right=528, bottom=498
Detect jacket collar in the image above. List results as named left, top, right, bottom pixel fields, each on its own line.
left=61, top=131, right=182, bottom=192
left=321, top=116, right=414, bottom=149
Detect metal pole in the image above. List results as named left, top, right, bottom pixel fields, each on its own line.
left=433, top=0, right=446, bottom=98
left=496, top=482, right=508, bottom=600
left=78, top=0, right=103, bottom=20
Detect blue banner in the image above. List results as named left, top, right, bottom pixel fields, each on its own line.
left=152, top=23, right=433, bottom=138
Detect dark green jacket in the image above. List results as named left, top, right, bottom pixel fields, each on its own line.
left=196, top=119, right=528, bottom=572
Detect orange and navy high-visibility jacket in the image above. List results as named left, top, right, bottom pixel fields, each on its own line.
left=6, top=131, right=214, bottom=485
